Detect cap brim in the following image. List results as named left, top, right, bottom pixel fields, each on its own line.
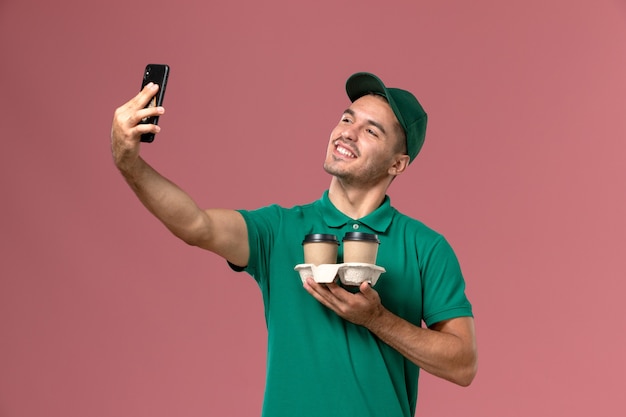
left=346, top=72, right=408, bottom=132
left=346, top=72, right=389, bottom=103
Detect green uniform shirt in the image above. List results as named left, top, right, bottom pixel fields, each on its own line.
left=236, top=191, right=473, bottom=417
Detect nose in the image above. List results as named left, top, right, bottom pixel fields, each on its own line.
left=340, top=125, right=357, bottom=142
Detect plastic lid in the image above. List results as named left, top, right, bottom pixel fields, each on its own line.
left=342, top=232, right=380, bottom=244
left=302, top=233, right=340, bottom=245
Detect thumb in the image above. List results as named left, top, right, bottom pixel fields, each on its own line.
left=359, top=281, right=375, bottom=297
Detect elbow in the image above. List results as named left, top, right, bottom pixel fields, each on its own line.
left=454, top=354, right=478, bottom=387
left=180, top=232, right=209, bottom=249
left=181, top=233, right=201, bottom=247
left=456, top=364, right=478, bottom=387
left=171, top=219, right=211, bottom=248
left=456, top=334, right=479, bottom=387
left=169, top=226, right=205, bottom=248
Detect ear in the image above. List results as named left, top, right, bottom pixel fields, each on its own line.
left=388, top=154, right=410, bottom=176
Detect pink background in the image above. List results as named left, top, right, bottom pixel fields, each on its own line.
left=1, top=0, right=625, bottom=416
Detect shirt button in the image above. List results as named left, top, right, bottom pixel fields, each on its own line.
left=352, top=224, right=360, bottom=230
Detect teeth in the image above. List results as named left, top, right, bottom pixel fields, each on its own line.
left=336, top=143, right=356, bottom=158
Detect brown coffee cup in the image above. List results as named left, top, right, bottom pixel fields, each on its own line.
left=302, top=234, right=339, bottom=265
left=342, top=232, right=380, bottom=264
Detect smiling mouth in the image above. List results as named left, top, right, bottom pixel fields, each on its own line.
left=334, top=140, right=357, bottom=158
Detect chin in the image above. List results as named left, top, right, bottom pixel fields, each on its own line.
left=324, top=163, right=353, bottom=182
left=323, top=155, right=336, bottom=173
left=323, top=161, right=340, bottom=177
left=323, top=161, right=334, bottom=176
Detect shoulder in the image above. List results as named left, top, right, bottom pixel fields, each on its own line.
left=391, top=209, right=446, bottom=241
left=388, top=209, right=459, bottom=266
left=238, top=199, right=321, bottom=223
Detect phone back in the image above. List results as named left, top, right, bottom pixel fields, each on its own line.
left=140, top=64, right=170, bottom=143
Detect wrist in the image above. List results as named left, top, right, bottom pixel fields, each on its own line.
left=116, top=155, right=146, bottom=185
left=363, top=303, right=389, bottom=332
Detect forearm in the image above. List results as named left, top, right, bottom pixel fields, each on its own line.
left=110, top=87, right=249, bottom=264
left=118, top=156, right=210, bottom=246
left=366, top=309, right=477, bottom=386
left=303, top=280, right=478, bottom=386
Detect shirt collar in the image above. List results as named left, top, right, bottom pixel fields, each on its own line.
left=318, top=190, right=395, bottom=234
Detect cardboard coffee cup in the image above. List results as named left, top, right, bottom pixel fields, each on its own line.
left=342, top=232, right=380, bottom=264
left=302, top=234, right=339, bottom=265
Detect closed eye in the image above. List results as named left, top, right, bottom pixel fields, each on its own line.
left=342, top=108, right=387, bottom=137
left=341, top=109, right=355, bottom=124
left=366, top=128, right=379, bottom=137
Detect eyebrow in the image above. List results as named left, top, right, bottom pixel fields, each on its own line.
left=343, top=108, right=387, bottom=135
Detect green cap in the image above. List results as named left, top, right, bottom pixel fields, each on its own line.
left=346, top=72, right=428, bottom=163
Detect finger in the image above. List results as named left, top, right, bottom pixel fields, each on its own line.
left=324, top=282, right=355, bottom=301
left=113, top=86, right=162, bottom=129
left=128, top=82, right=162, bottom=123
left=133, top=122, right=162, bottom=136
left=133, top=105, right=165, bottom=125
left=304, top=278, right=330, bottom=297
left=359, top=282, right=380, bottom=301
left=111, top=108, right=162, bottom=145
left=359, top=282, right=372, bottom=295
left=112, top=108, right=163, bottom=144
left=135, top=82, right=160, bottom=108
left=304, top=279, right=341, bottom=308
left=310, top=281, right=357, bottom=313
left=115, top=83, right=159, bottom=120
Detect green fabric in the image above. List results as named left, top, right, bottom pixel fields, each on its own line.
left=236, top=191, right=472, bottom=417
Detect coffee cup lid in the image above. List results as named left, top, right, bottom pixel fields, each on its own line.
left=302, top=233, right=340, bottom=245
left=342, top=232, right=380, bottom=244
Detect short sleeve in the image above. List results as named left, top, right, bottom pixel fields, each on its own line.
left=235, top=205, right=282, bottom=285
left=420, top=236, right=473, bottom=327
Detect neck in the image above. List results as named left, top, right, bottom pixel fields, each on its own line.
left=327, top=177, right=389, bottom=219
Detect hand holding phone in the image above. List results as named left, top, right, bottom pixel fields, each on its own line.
left=139, top=64, right=170, bottom=143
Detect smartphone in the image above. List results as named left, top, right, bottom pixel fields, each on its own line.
left=139, top=64, right=170, bottom=143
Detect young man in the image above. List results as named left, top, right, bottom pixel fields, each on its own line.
left=111, top=72, right=477, bottom=416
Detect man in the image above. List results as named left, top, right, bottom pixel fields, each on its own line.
left=111, top=72, right=477, bottom=416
